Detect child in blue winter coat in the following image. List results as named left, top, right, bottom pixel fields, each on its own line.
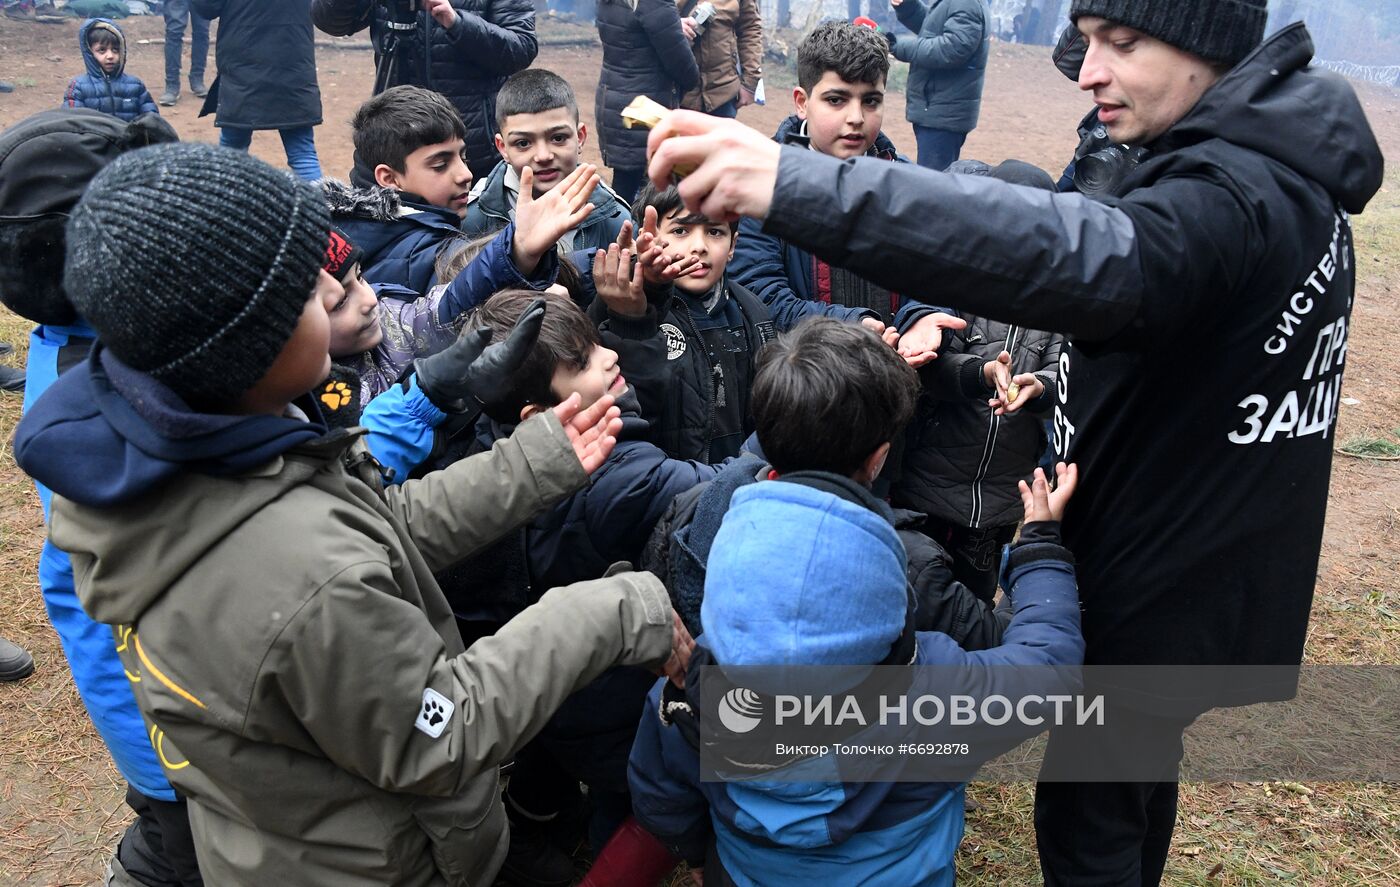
left=64, top=19, right=159, bottom=123
left=627, top=317, right=1085, bottom=886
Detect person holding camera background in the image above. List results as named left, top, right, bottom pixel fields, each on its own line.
left=678, top=0, right=763, bottom=119
left=311, top=0, right=538, bottom=180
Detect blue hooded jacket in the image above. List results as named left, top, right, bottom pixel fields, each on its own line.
left=63, top=19, right=159, bottom=124
left=323, top=180, right=469, bottom=298
left=628, top=476, right=1083, bottom=884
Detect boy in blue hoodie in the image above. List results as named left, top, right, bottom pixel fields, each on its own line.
left=64, top=19, right=160, bottom=123
left=628, top=317, right=1084, bottom=886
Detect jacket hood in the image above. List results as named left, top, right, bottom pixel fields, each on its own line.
left=469, top=160, right=628, bottom=229
left=702, top=476, right=907, bottom=667
left=323, top=178, right=403, bottom=222
left=79, top=18, right=126, bottom=80
left=15, top=346, right=327, bottom=509
left=773, top=114, right=900, bottom=161
left=1156, top=23, right=1383, bottom=214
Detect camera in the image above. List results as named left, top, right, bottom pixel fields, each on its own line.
left=1071, top=121, right=1148, bottom=198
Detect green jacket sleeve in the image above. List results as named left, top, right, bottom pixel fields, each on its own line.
left=264, top=564, right=675, bottom=798
left=381, top=409, right=587, bottom=573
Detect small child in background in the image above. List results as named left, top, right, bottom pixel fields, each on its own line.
left=64, top=18, right=158, bottom=123
left=464, top=68, right=632, bottom=254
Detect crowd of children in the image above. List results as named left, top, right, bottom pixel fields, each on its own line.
left=2, top=18, right=1085, bottom=887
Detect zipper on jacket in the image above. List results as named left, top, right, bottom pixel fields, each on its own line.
left=969, top=324, right=1019, bottom=528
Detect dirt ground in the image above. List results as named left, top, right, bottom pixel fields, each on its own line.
left=2, top=12, right=1398, bottom=886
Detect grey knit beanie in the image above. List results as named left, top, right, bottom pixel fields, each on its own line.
left=65, top=143, right=330, bottom=405
left=1070, top=0, right=1268, bottom=65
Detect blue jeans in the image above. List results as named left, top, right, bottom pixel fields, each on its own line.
left=709, top=98, right=739, bottom=119
left=163, top=0, right=210, bottom=89
left=913, top=125, right=968, bottom=172
left=220, top=126, right=323, bottom=182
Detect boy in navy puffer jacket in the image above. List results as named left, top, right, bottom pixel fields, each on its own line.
left=64, top=19, right=159, bottom=123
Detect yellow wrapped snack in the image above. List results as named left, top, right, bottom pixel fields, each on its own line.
left=621, top=96, right=695, bottom=177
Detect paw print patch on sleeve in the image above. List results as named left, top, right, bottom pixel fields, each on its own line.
left=320, top=380, right=353, bottom=411
left=415, top=687, right=455, bottom=739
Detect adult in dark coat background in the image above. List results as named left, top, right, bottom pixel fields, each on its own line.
left=888, top=0, right=989, bottom=170
left=192, top=0, right=324, bottom=181
left=311, top=0, right=539, bottom=180
left=594, top=0, right=699, bottom=202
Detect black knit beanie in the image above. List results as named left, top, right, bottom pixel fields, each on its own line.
left=1070, top=0, right=1267, bottom=65
left=65, top=143, right=330, bottom=406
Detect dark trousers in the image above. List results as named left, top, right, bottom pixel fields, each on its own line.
left=1035, top=707, right=1199, bottom=887
left=163, top=0, right=210, bottom=90
left=118, top=785, right=203, bottom=886
left=609, top=167, right=646, bottom=205
left=922, top=518, right=1017, bottom=604
left=709, top=98, right=739, bottom=119
left=913, top=125, right=968, bottom=172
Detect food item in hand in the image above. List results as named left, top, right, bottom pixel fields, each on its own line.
left=621, top=96, right=696, bottom=177
left=621, top=95, right=670, bottom=130
left=1006, top=382, right=1021, bottom=403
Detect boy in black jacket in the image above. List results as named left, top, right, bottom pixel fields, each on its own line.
left=581, top=182, right=776, bottom=463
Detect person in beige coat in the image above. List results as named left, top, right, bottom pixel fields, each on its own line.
left=15, top=142, right=688, bottom=887
left=678, top=0, right=763, bottom=117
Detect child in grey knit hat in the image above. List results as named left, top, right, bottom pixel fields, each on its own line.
left=14, top=142, right=687, bottom=887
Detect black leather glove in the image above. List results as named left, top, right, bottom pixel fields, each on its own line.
left=413, top=297, right=546, bottom=414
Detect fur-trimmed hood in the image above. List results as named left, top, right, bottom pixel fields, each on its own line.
left=321, top=178, right=404, bottom=222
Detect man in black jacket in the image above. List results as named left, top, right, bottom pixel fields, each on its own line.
left=311, top=0, right=538, bottom=179
left=638, top=0, right=1384, bottom=884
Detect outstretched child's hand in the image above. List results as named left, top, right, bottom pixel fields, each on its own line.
left=632, top=205, right=701, bottom=286
left=898, top=312, right=967, bottom=368
left=592, top=244, right=649, bottom=318
left=989, top=372, right=1045, bottom=415
left=1018, top=462, right=1079, bottom=524
left=552, top=392, right=623, bottom=474
left=512, top=164, right=600, bottom=276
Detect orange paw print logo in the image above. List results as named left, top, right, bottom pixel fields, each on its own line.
left=321, top=381, right=353, bottom=411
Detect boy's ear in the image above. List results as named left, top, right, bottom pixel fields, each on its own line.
left=520, top=403, right=543, bottom=423
left=494, top=133, right=507, bottom=158
left=576, top=123, right=588, bottom=151
left=854, top=442, right=893, bottom=487
left=793, top=86, right=810, bottom=120
left=373, top=163, right=402, bottom=191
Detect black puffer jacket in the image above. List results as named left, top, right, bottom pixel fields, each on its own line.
left=311, top=0, right=537, bottom=177
left=193, top=0, right=322, bottom=130
left=594, top=0, right=699, bottom=171
left=895, top=318, right=1062, bottom=530
left=757, top=24, right=1384, bottom=684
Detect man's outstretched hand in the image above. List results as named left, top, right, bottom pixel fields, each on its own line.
left=646, top=111, right=781, bottom=222
left=552, top=392, right=623, bottom=474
